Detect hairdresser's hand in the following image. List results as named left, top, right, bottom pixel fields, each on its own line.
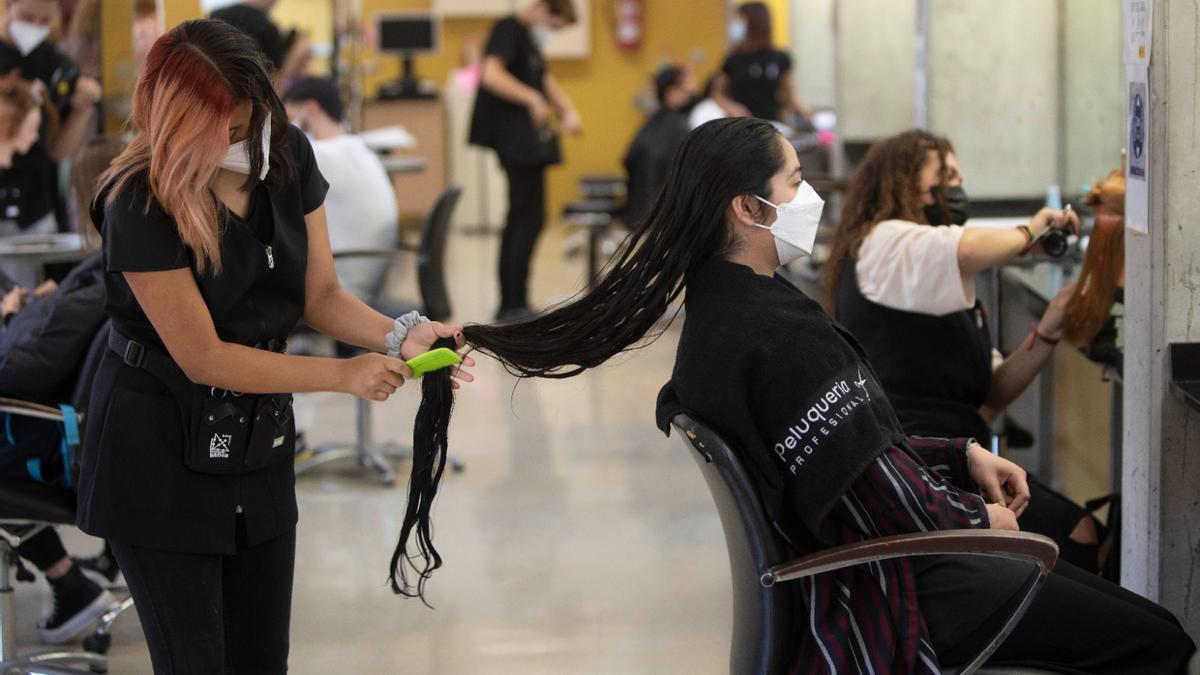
left=31, top=279, right=57, bottom=298
left=967, top=442, right=1030, bottom=518
left=401, top=322, right=476, bottom=389
left=560, top=108, right=582, bottom=135
left=2, top=287, right=26, bottom=318
left=72, top=77, right=102, bottom=109
left=341, top=353, right=411, bottom=401
left=985, top=503, right=1020, bottom=531
left=1029, top=207, right=1082, bottom=239
left=528, top=95, right=551, bottom=128
left=1036, top=283, right=1077, bottom=342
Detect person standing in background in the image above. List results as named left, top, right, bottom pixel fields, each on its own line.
left=0, top=0, right=101, bottom=237
left=211, top=0, right=309, bottom=92
left=284, top=76, right=396, bottom=301
left=469, top=0, right=581, bottom=323
left=713, top=1, right=810, bottom=123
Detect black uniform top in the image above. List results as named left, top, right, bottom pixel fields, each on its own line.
left=622, top=108, right=690, bottom=227
left=655, top=259, right=906, bottom=548
left=0, top=40, right=79, bottom=229
left=834, top=259, right=994, bottom=442
left=76, top=125, right=328, bottom=554
left=721, top=48, right=792, bottom=121
left=468, top=16, right=549, bottom=166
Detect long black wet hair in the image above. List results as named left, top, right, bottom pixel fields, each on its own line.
left=389, top=117, right=788, bottom=600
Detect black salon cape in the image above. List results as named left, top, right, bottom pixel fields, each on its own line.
left=656, top=259, right=907, bottom=548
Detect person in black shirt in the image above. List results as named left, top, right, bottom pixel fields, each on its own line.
left=0, top=0, right=101, bottom=233
left=211, top=0, right=308, bottom=91
left=76, top=21, right=472, bottom=672
left=622, top=64, right=695, bottom=228
left=714, top=1, right=810, bottom=123
left=469, top=0, right=581, bottom=322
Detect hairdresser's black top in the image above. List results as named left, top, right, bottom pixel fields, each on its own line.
left=468, top=15, right=552, bottom=166
left=834, top=259, right=994, bottom=442
left=0, top=39, right=79, bottom=228
left=76, top=125, right=328, bottom=554
left=656, top=259, right=906, bottom=547
left=721, top=48, right=792, bottom=121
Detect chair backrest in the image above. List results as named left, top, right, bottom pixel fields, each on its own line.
left=670, top=413, right=794, bottom=675
left=416, top=186, right=462, bottom=322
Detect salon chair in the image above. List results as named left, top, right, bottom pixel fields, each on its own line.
left=0, top=322, right=134, bottom=674
left=669, top=413, right=1062, bottom=675
left=561, top=175, right=626, bottom=288
left=294, top=186, right=464, bottom=486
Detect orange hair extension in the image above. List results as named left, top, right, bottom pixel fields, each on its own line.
left=1064, top=169, right=1126, bottom=347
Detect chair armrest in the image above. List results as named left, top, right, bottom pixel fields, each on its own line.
left=763, top=530, right=1057, bottom=586
left=331, top=244, right=418, bottom=260
left=764, top=530, right=1058, bottom=675
left=0, top=397, right=69, bottom=423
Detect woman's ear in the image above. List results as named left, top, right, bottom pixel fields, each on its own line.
left=728, top=194, right=759, bottom=228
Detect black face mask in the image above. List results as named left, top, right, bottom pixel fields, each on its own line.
left=925, top=185, right=970, bottom=226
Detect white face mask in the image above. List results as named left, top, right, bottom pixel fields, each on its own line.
left=9, top=20, right=51, bottom=56
left=751, top=180, right=825, bottom=267
left=530, top=24, right=553, bottom=48
left=219, top=112, right=271, bottom=180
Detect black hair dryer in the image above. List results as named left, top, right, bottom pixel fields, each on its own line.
left=1042, top=229, right=1069, bottom=258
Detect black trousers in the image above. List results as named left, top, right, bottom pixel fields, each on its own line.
left=917, top=555, right=1196, bottom=674
left=498, top=163, right=547, bottom=312
left=109, top=519, right=296, bottom=674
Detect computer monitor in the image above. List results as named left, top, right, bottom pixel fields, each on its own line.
left=376, top=14, right=440, bottom=99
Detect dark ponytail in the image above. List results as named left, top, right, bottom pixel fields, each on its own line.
left=389, top=118, right=788, bottom=600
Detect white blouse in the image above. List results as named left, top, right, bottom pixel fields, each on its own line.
left=855, top=219, right=975, bottom=317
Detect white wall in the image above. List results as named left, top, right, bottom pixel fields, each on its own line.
left=835, top=0, right=917, bottom=141
left=928, top=0, right=1059, bottom=198
left=1063, top=0, right=1125, bottom=193
left=789, top=0, right=836, bottom=109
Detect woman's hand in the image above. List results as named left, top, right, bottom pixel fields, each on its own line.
left=986, top=503, right=1020, bottom=531
left=1029, top=207, right=1082, bottom=239
left=400, top=322, right=476, bottom=389
left=966, top=442, right=1030, bottom=517
left=31, top=279, right=57, bottom=298
left=527, top=95, right=551, bottom=128
left=560, top=107, right=583, bottom=135
left=1036, top=283, right=1077, bottom=342
left=340, top=353, right=411, bottom=401
left=2, top=287, right=27, bottom=319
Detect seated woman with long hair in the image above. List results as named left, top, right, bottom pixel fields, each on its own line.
left=396, top=118, right=1195, bottom=673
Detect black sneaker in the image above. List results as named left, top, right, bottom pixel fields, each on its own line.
left=73, top=549, right=122, bottom=588
left=38, top=565, right=116, bottom=645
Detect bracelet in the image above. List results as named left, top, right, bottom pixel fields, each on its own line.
left=1027, top=323, right=1061, bottom=350
left=385, top=310, right=429, bottom=358
left=1016, top=225, right=1035, bottom=253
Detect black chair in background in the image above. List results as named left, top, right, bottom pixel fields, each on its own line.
left=561, top=175, right=626, bottom=288
left=1, top=322, right=135, bottom=673
left=294, top=186, right=464, bottom=486
left=669, top=413, right=1060, bottom=675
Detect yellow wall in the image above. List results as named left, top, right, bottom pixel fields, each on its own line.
left=342, top=0, right=728, bottom=219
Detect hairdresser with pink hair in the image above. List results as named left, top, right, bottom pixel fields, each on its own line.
left=75, top=20, right=472, bottom=672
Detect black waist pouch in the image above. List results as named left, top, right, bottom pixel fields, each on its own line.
left=108, top=329, right=295, bottom=476
left=187, top=389, right=295, bottom=475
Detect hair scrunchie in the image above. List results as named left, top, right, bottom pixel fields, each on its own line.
left=386, top=310, right=429, bottom=358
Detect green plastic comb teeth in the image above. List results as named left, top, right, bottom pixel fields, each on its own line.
left=405, top=347, right=463, bottom=378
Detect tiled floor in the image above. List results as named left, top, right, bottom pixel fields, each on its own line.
left=12, top=224, right=1115, bottom=674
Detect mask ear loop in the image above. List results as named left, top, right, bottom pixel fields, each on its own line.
left=258, top=112, right=272, bottom=181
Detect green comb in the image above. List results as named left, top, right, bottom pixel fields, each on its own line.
left=405, top=347, right=463, bottom=378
